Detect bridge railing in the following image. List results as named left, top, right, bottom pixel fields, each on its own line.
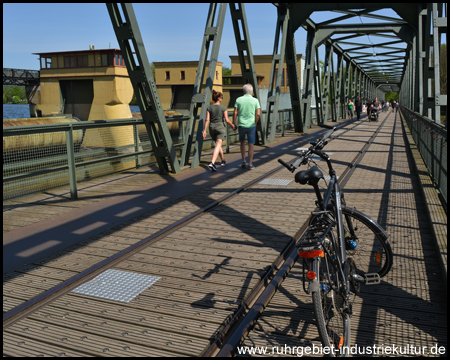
left=400, top=106, right=447, bottom=210
left=3, top=109, right=295, bottom=202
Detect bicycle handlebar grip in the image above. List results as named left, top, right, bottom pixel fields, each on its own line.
left=278, top=159, right=293, bottom=172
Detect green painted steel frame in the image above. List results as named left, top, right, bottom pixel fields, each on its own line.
left=228, top=4, right=263, bottom=144
left=106, top=3, right=181, bottom=174
left=180, top=3, right=227, bottom=168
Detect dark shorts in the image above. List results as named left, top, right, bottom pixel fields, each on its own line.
left=238, top=126, right=256, bottom=144
left=209, top=123, right=225, bottom=141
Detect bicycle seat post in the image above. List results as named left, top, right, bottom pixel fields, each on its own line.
left=312, top=183, right=324, bottom=210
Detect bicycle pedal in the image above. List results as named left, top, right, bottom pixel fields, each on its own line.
left=364, top=273, right=381, bottom=285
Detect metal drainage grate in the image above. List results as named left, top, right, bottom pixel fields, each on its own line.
left=258, top=179, right=292, bottom=186
left=72, top=269, right=160, bottom=303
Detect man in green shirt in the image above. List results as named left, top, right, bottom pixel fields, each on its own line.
left=232, top=84, right=261, bottom=169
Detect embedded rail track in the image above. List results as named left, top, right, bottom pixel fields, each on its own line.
left=3, top=112, right=393, bottom=356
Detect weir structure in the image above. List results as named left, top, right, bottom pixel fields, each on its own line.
left=106, top=3, right=447, bottom=174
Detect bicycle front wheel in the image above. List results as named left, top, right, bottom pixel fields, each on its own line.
left=342, top=206, right=393, bottom=278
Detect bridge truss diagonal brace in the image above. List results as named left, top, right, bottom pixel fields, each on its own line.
left=229, top=3, right=263, bottom=144
left=265, top=6, right=290, bottom=144
left=106, top=3, right=181, bottom=174
left=301, top=26, right=319, bottom=131
left=180, top=4, right=227, bottom=168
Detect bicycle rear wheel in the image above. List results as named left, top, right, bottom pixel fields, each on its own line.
left=342, top=206, right=393, bottom=277
left=312, top=254, right=351, bottom=356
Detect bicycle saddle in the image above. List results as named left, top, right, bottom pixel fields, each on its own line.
left=295, top=166, right=323, bottom=185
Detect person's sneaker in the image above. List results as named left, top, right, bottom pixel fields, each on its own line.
left=221, top=161, right=226, bottom=167
left=248, top=164, right=255, bottom=170
left=208, top=163, right=218, bottom=171
left=241, top=162, right=247, bottom=168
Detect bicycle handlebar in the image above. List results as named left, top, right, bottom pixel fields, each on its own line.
left=278, top=158, right=294, bottom=172
left=278, top=124, right=336, bottom=173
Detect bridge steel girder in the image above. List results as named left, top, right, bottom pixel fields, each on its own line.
left=334, top=53, right=344, bottom=120
left=398, top=3, right=446, bottom=125
left=265, top=6, right=289, bottom=143
left=285, top=17, right=303, bottom=133
left=301, top=27, right=316, bottom=130
left=229, top=3, right=263, bottom=144
left=321, top=43, right=332, bottom=124
left=106, top=3, right=181, bottom=174
left=180, top=3, right=227, bottom=168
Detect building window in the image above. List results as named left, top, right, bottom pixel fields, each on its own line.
left=41, top=57, right=52, bottom=69
left=77, top=55, right=88, bottom=67
left=165, top=71, right=170, bottom=80
left=102, top=54, right=107, bottom=66
left=180, top=71, right=185, bottom=80
left=216, top=71, right=219, bottom=80
left=64, top=56, right=76, bottom=68
left=115, top=54, right=124, bottom=67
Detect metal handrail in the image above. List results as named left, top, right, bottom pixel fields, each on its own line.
left=400, top=106, right=447, bottom=210
left=3, top=110, right=296, bottom=202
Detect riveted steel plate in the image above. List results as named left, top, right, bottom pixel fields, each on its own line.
left=258, top=179, right=292, bottom=186
left=72, top=269, right=160, bottom=303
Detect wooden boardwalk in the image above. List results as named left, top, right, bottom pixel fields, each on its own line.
left=3, top=111, right=447, bottom=357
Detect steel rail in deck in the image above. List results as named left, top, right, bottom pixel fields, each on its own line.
left=208, top=110, right=392, bottom=356
left=3, top=112, right=392, bottom=355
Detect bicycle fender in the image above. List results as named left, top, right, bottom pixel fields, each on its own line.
left=308, top=258, right=321, bottom=293
left=309, top=280, right=320, bottom=293
left=343, top=206, right=389, bottom=240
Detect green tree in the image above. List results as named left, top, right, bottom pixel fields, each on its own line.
left=222, top=65, right=231, bottom=85
left=222, top=66, right=231, bottom=76
left=3, top=94, right=7, bottom=104
left=19, top=87, right=26, bottom=100
left=12, top=95, right=20, bottom=104
left=3, top=87, right=13, bottom=102
left=11, top=86, right=22, bottom=98
left=384, top=92, right=399, bottom=103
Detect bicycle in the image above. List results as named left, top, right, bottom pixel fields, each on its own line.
left=278, top=124, right=393, bottom=357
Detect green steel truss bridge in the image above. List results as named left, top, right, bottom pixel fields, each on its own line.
left=105, top=3, right=447, bottom=174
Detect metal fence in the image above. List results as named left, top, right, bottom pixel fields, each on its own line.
left=3, top=109, right=295, bottom=202
left=400, top=106, right=447, bottom=210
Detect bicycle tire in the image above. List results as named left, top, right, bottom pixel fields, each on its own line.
left=312, top=254, right=351, bottom=357
left=341, top=206, right=393, bottom=278
left=311, top=205, right=393, bottom=278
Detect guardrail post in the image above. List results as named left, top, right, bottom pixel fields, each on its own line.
left=133, top=124, right=140, bottom=168
left=226, top=122, right=230, bottom=154
left=66, top=125, right=78, bottom=200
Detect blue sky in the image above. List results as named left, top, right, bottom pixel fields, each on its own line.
left=4, top=4, right=420, bottom=72
left=3, top=3, right=296, bottom=70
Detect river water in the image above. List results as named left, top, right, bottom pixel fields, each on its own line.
left=3, top=104, right=30, bottom=119
left=3, top=104, right=141, bottom=120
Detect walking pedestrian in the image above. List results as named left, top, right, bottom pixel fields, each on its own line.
left=347, top=99, right=354, bottom=121
left=203, top=90, right=236, bottom=171
left=232, top=84, right=261, bottom=170
left=355, top=96, right=362, bottom=121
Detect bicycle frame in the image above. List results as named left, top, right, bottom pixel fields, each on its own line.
left=305, top=158, right=350, bottom=303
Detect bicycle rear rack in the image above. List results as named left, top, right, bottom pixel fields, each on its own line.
left=297, top=219, right=334, bottom=251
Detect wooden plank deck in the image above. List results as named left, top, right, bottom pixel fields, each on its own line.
left=3, top=112, right=447, bottom=357
left=239, top=112, right=447, bottom=357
